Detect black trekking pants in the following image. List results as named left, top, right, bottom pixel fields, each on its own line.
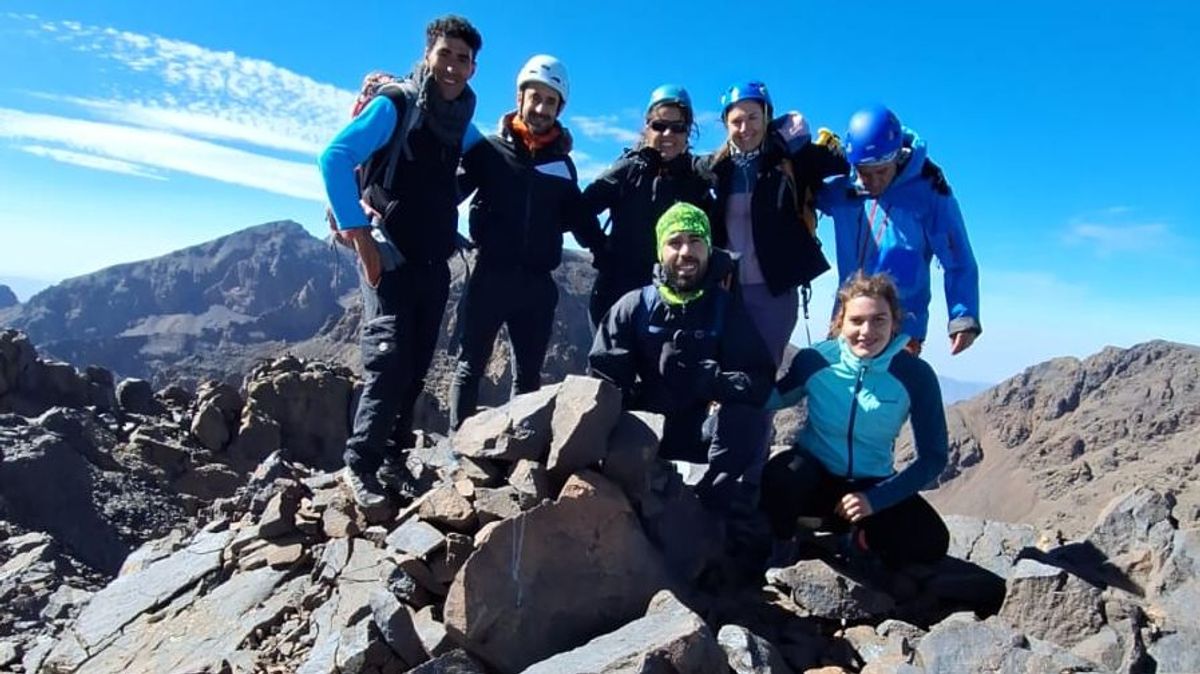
left=660, top=401, right=767, bottom=511
left=448, top=263, right=558, bottom=430
left=761, top=447, right=950, bottom=567
left=344, top=259, right=450, bottom=474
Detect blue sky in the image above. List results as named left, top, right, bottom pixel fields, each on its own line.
left=0, top=1, right=1197, bottom=383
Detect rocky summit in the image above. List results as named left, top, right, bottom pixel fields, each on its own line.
left=1, top=325, right=1198, bottom=673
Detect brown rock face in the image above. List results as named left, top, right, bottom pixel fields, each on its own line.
left=442, top=471, right=672, bottom=672
left=903, top=341, right=1200, bottom=536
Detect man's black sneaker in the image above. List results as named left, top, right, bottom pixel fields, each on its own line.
left=377, top=458, right=419, bottom=501
left=341, top=467, right=388, bottom=509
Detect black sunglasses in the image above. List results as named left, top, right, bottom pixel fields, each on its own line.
left=647, top=119, right=688, bottom=134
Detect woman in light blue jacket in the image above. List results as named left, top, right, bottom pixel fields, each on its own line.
left=761, top=271, right=950, bottom=568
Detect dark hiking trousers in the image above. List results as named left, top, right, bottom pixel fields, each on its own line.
left=660, top=401, right=766, bottom=511
left=448, top=263, right=558, bottom=430
left=761, top=447, right=950, bottom=567
left=344, top=259, right=450, bottom=474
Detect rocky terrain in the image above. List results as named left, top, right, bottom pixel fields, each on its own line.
left=2, top=327, right=1199, bottom=673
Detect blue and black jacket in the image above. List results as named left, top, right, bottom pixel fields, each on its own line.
left=817, top=130, right=981, bottom=341
left=458, top=113, right=605, bottom=274
left=770, top=333, right=948, bottom=512
left=588, top=248, right=775, bottom=414
left=583, top=147, right=715, bottom=292
left=318, top=93, right=464, bottom=264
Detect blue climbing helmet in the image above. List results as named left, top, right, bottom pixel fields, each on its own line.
left=844, top=105, right=904, bottom=166
left=647, top=84, right=692, bottom=116
left=720, top=81, right=772, bottom=120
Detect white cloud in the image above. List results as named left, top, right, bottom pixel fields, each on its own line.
left=18, top=144, right=165, bottom=180
left=570, top=150, right=611, bottom=184
left=21, top=16, right=353, bottom=157
left=569, top=115, right=640, bottom=144
left=0, top=108, right=324, bottom=202
left=1065, top=222, right=1174, bottom=256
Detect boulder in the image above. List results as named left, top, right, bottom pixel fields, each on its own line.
left=443, top=471, right=672, bottom=672
left=116, top=378, right=163, bottom=416
left=238, top=357, right=354, bottom=470
left=546, top=376, right=622, bottom=478
left=915, top=616, right=1100, bottom=674
left=602, top=411, right=663, bottom=503
left=766, top=559, right=895, bottom=621
left=523, top=591, right=726, bottom=674
left=997, top=558, right=1104, bottom=648
left=452, top=385, right=558, bottom=462
left=718, top=624, right=795, bottom=674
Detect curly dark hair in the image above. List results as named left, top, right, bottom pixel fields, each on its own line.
left=426, top=15, right=482, bottom=60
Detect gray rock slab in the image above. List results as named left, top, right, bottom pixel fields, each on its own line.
left=602, top=411, right=663, bottom=503
left=916, top=616, right=1099, bottom=674
left=547, top=376, right=622, bottom=477
left=410, top=648, right=487, bottom=673
left=58, top=528, right=233, bottom=653
left=522, top=590, right=727, bottom=674
left=718, top=624, right=794, bottom=674
left=386, top=519, right=447, bottom=559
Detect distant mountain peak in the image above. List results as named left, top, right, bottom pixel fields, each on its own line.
left=0, top=284, right=17, bottom=309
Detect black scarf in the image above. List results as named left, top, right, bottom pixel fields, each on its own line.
left=413, top=64, right=476, bottom=148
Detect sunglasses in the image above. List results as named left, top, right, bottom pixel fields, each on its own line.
left=647, top=120, right=689, bottom=134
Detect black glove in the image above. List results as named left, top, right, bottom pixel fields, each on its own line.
left=659, top=330, right=717, bottom=396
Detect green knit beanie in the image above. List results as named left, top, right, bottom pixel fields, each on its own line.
left=656, top=202, right=711, bottom=261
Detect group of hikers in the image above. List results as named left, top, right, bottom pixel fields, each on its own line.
left=319, top=15, right=981, bottom=572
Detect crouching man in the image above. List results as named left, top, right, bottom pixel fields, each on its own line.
left=588, top=202, right=775, bottom=509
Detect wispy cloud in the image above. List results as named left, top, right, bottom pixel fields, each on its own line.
left=570, top=150, right=610, bottom=184
left=17, top=144, right=165, bottom=180
left=569, top=115, right=641, bottom=145
left=1064, top=221, right=1175, bottom=256
left=25, top=17, right=351, bottom=154
left=0, top=108, right=323, bottom=201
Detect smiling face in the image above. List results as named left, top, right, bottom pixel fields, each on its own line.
left=517, top=82, right=562, bottom=135
left=724, top=100, right=766, bottom=152
left=838, top=295, right=896, bottom=358
left=660, top=231, right=709, bottom=291
left=644, top=105, right=688, bottom=161
left=424, top=36, right=476, bottom=101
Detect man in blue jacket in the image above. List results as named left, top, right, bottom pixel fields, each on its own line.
left=318, top=16, right=481, bottom=508
left=589, top=203, right=775, bottom=509
left=448, top=55, right=606, bottom=430
left=817, top=105, right=981, bottom=356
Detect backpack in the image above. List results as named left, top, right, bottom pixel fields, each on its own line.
left=325, top=71, right=424, bottom=233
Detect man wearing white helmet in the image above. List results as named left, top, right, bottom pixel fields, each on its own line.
left=449, top=55, right=606, bottom=430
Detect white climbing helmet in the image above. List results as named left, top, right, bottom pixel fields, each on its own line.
left=516, top=54, right=569, bottom=106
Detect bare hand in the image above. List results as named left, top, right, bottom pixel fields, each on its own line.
left=950, top=330, right=977, bottom=355
left=344, top=228, right=382, bottom=287
left=834, top=492, right=873, bottom=523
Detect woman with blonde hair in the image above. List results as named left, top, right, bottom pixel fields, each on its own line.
left=761, top=271, right=950, bottom=568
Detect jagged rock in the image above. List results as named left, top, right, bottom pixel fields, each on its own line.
left=44, top=527, right=234, bottom=668
left=418, top=485, right=477, bottom=531
left=1147, top=626, right=1200, bottom=673
left=0, top=640, right=18, bottom=668
left=443, top=471, right=672, bottom=672
left=1087, top=486, right=1176, bottom=591
left=943, top=515, right=1037, bottom=580
left=238, top=358, right=353, bottom=470
left=82, top=365, right=117, bottom=412
left=915, top=615, right=1100, bottom=674
left=414, top=605, right=454, bottom=658
left=116, top=378, right=163, bottom=416
left=229, top=410, right=283, bottom=467
left=190, top=401, right=231, bottom=452
left=523, top=590, right=727, bottom=674
left=474, top=486, right=524, bottom=524
left=387, top=520, right=446, bottom=559
left=546, top=376, right=622, bottom=478
left=718, top=624, right=794, bottom=674
left=0, top=329, right=36, bottom=398
left=766, top=560, right=895, bottom=621
left=371, top=588, right=427, bottom=668
left=638, top=470, right=723, bottom=583
left=410, top=648, right=486, bottom=673
left=39, top=584, right=93, bottom=622
left=602, top=411, right=663, bottom=504
left=128, top=423, right=189, bottom=474
left=430, top=533, right=474, bottom=586
left=448, top=456, right=504, bottom=487
left=173, top=462, right=243, bottom=500
left=258, top=486, right=302, bottom=539
left=157, top=383, right=192, bottom=408
left=452, top=385, right=558, bottom=462
left=190, top=381, right=244, bottom=452
left=508, top=459, right=551, bottom=505
left=997, top=558, right=1104, bottom=648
